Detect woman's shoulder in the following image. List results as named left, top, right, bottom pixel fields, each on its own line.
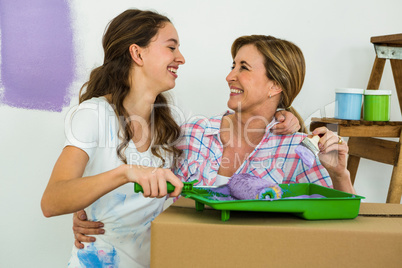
left=176, top=114, right=223, bottom=149
left=66, top=96, right=116, bottom=127
left=180, top=114, right=222, bottom=133
left=72, top=96, right=114, bottom=116
left=77, top=96, right=111, bottom=108
left=290, top=132, right=308, bottom=140
left=269, top=132, right=308, bottom=145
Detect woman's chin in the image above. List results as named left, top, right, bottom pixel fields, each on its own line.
left=161, top=83, right=175, bottom=93
left=227, top=100, right=242, bottom=112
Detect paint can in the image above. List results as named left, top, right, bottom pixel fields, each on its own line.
left=363, top=90, right=391, bottom=121
left=334, top=88, right=364, bottom=120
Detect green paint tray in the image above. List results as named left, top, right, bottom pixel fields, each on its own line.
left=181, top=183, right=364, bottom=221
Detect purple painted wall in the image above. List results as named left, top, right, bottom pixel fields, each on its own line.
left=0, top=0, right=74, bottom=112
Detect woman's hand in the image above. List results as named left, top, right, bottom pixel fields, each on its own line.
left=124, top=165, right=183, bottom=198
left=73, top=210, right=104, bottom=249
left=312, top=127, right=348, bottom=174
left=272, top=110, right=300, bottom=135
left=312, top=127, right=355, bottom=194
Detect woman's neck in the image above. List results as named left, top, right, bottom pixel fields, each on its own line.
left=221, top=99, right=279, bottom=148
left=123, top=67, right=162, bottom=121
left=123, top=88, right=158, bottom=122
left=233, top=105, right=276, bottom=133
left=122, top=89, right=156, bottom=152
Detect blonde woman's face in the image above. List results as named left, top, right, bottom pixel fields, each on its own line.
left=226, top=44, right=277, bottom=113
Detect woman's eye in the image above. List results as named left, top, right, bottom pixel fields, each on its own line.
left=231, top=66, right=235, bottom=70
left=241, top=65, right=249, bottom=70
left=169, top=47, right=175, bottom=51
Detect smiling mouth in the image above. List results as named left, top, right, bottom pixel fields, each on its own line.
left=168, top=67, right=177, bottom=75
left=230, top=88, right=243, bottom=94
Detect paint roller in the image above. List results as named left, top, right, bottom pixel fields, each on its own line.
left=134, top=174, right=282, bottom=200
left=228, top=173, right=282, bottom=200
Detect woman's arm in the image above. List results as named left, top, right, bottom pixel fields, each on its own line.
left=272, top=110, right=300, bottom=135
left=41, top=146, right=183, bottom=217
left=41, top=146, right=126, bottom=217
left=312, top=127, right=356, bottom=194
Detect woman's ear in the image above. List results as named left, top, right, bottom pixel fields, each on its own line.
left=129, top=44, right=143, bottom=66
left=269, top=81, right=283, bottom=97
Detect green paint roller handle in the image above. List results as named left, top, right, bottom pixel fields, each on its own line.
left=134, top=181, right=195, bottom=194
left=133, top=182, right=175, bottom=193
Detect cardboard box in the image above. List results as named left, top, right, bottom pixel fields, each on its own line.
left=151, top=198, right=402, bottom=268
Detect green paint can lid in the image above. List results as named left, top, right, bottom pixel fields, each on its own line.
left=364, top=89, right=392, bottom=95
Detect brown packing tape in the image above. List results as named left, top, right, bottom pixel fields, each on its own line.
left=359, top=214, right=402, bottom=218
left=358, top=202, right=402, bottom=217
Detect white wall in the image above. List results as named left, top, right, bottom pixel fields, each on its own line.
left=1, top=0, right=401, bottom=266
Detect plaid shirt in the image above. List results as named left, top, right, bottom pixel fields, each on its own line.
left=174, top=111, right=333, bottom=188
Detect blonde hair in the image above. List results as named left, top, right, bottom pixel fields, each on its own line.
left=231, top=35, right=307, bottom=133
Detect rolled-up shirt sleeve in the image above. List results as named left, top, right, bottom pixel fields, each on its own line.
left=64, top=102, right=101, bottom=159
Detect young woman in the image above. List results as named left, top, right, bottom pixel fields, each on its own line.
left=41, top=9, right=186, bottom=267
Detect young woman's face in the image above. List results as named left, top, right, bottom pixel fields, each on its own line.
left=140, top=22, right=185, bottom=92
left=226, top=44, right=276, bottom=113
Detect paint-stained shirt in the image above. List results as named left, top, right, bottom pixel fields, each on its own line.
left=65, top=97, right=170, bottom=268
left=174, top=111, right=333, bottom=188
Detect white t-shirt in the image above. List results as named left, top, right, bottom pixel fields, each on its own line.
left=65, top=97, right=170, bottom=268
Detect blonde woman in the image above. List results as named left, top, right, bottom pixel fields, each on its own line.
left=175, top=35, right=354, bottom=193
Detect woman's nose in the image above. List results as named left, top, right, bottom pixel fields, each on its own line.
left=176, top=49, right=185, bottom=65
left=226, top=68, right=236, bottom=82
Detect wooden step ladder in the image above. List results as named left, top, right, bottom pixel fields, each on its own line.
left=310, top=33, right=402, bottom=203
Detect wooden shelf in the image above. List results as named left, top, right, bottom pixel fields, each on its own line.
left=310, top=118, right=402, bottom=137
